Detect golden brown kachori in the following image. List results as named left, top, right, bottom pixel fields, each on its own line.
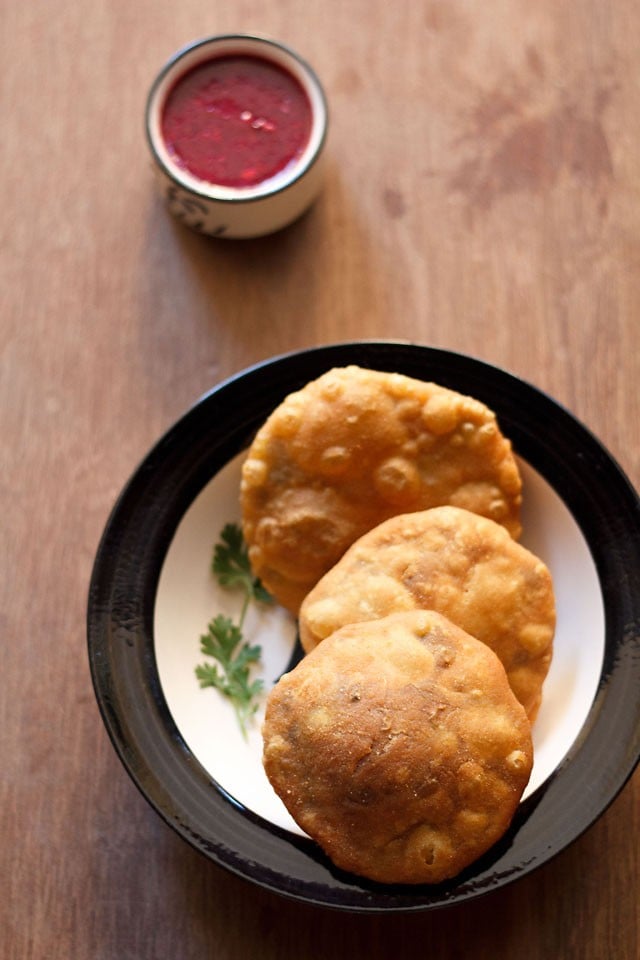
left=299, top=506, right=555, bottom=721
left=241, top=366, right=522, bottom=612
left=263, top=610, right=533, bottom=884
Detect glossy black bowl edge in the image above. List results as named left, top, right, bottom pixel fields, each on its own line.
left=87, top=341, right=640, bottom=913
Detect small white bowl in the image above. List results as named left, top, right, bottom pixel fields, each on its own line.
left=145, top=34, right=328, bottom=238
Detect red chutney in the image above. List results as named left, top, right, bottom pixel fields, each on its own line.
left=161, top=54, right=313, bottom=188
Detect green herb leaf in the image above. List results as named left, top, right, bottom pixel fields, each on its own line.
left=212, top=522, right=273, bottom=612
left=196, top=614, right=264, bottom=737
left=196, top=524, right=272, bottom=737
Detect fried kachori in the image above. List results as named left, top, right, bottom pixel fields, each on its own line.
left=263, top=609, right=533, bottom=885
left=241, top=366, right=522, bottom=612
left=299, top=506, right=555, bottom=721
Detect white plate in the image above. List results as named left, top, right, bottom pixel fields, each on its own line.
left=154, top=454, right=605, bottom=833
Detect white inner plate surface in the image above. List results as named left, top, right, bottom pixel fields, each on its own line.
left=154, top=452, right=606, bottom=835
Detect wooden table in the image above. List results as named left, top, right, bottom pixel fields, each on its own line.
left=3, top=1, right=638, bottom=957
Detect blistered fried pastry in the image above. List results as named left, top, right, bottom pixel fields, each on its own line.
left=299, top=506, right=555, bottom=721
left=263, top=610, right=533, bottom=885
left=241, top=366, right=522, bottom=612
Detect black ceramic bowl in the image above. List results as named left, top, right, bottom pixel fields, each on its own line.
left=87, top=342, right=640, bottom=913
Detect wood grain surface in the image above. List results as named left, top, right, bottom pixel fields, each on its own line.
left=2, top=1, right=638, bottom=957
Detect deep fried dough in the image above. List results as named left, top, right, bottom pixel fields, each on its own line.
left=241, top=366, right=522, bottom=612
left=299, top=506, right=555, bottom=721
left=263, top=610, right=533, bottom=885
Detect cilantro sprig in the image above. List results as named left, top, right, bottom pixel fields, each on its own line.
left=211, top=522, right=272, bottom=622
left=195, top=616, right=264, bottom=736
left=195, top=523, right=272, bottom=736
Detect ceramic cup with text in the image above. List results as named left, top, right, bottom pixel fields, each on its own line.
left=145, top=34, right=328, bottom=238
